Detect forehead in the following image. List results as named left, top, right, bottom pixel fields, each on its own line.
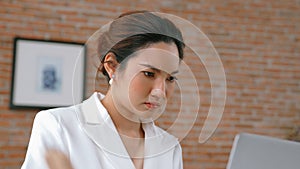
left=128, top=42, right=180, bottom=73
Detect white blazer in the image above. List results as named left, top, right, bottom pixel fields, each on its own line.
left=21, top=92, right=183, bottom=169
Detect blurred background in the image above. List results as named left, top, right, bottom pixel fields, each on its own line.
left=0, top=0, right=299, bottom=169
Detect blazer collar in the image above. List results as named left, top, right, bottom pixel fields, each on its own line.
left=79, top=92, right=179, bottom=159
left=78, top=92, right=135, bottom=168
left=81, top=92, right=107, bottom=125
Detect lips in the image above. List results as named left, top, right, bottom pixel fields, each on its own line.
left=144, top=102, right=160, bottom=109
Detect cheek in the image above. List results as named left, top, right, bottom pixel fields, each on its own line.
left=129, top=75, right=151, bottom=101
left=166, top=83, right=175, bottom=99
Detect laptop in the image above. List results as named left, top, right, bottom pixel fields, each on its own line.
left=226, top=133, right=300, bottom=169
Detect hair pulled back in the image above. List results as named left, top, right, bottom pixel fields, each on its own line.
left=98, top=11, right=185, bottom=81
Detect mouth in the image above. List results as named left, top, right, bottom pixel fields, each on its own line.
left=144, top=102, right=160, bottom=109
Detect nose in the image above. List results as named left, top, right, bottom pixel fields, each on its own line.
left=151, top=78, right=166, bottom=99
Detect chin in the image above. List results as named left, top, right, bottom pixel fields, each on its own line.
left=139, top=111, right=163, bottom=122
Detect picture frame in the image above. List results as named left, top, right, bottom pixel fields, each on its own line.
left=10, top=37, right=86, bottom=109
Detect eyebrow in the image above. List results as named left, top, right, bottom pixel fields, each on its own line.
left=139, top=63, right=179, bottom=75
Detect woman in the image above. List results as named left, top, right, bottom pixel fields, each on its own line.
left=21, top=11, right=185, bottom=169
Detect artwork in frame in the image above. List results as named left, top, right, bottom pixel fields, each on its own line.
left=10, top=37, right=86, bottom=109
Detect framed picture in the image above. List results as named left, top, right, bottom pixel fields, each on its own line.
left=10, top=37, right=86, bottom=109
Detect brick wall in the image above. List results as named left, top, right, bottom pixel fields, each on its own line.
left=1, top=0, right=300, bottom=169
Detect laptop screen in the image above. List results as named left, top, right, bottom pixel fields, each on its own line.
left=226, top=133, right=300, bottom=169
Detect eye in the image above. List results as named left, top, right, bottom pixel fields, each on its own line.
left=143, top=71, right=155, bottom=78
left=167, top=76, right=177, bottom=82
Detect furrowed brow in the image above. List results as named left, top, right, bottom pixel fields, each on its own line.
left=139, top=63, right=178, bottom=75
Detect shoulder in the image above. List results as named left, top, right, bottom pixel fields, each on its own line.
left=37, top=105, right=79, bottom=119
left=36, top=105, right=79, bottom=122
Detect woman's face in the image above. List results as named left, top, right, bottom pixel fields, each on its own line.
left=111, top=42, right=180, bottom=123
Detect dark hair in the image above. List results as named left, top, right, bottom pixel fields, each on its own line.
left=98, top=11, right=185, bottom=81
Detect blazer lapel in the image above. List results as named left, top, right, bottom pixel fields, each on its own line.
left=78, top=92, right=179, bottom=169
left=78, top=93, right=135, bottom=169
left=142, top=123, right=179, bottom=169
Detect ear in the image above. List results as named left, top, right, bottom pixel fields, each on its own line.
left=103, top=52, right=119, bottom=78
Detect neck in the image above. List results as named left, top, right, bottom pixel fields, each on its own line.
left=101, top=90, right=144, bottom=138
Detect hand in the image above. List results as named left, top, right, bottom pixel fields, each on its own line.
left=45, top=149, right=73, bottom=169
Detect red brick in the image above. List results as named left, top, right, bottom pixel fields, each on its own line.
left=1, top=1, right=300, bottom=169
